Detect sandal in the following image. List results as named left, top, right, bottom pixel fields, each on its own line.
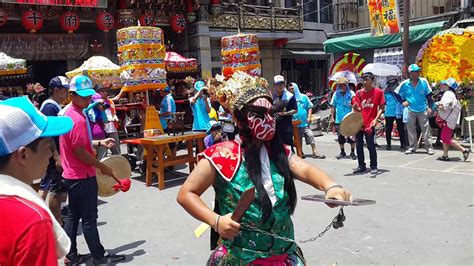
left=463, top=149, right=471, bottom=161
left=436, top=156, right=450, bottom=161
left=312, top=154, right=326, bottom=159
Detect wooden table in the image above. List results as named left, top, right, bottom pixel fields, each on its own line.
left=122, top=132, right=206, bottom=190
left=292, top=120, right=303, bottom=158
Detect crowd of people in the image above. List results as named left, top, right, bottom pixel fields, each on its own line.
left=0, top=64, right=471, bottom=265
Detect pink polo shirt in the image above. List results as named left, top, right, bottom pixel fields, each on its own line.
left=59, top=104, right=96, bottom=180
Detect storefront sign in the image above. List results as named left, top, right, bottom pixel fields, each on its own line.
left=1, top=0, right=107, bottom=8
left=374, top=46, right=403, bottom=70
left=368, top=0, right=400, bottom=37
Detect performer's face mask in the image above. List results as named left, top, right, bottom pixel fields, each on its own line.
left=246, top=98, right=276, bottom=141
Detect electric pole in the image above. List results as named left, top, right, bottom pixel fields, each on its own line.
left=402, top=0, right=410, bottom=78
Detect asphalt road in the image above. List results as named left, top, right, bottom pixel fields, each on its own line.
left=73, top=132, right=474, bottom=265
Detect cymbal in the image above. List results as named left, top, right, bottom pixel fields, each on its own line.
left=96, top=155, right=131, bottom=197
left=340, top=112, right=363, bottom=137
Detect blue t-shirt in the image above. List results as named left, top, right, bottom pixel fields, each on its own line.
left=191, top=97, right=211, bottom=131
left=40, top=101, right=61, bottom=149
left=384, top=91, right=397, bottom=117
left=293, top=95, right=313, bottom=128
left=395, top=77, right=432, bottom=113
left=330, top=90, right=355, bottom=124
left=159, top=94, right=176, bottom=130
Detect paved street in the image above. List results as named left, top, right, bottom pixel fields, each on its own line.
left=74, top=132, right=473, bottom=265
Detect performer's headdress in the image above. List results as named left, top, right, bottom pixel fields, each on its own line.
left=208, top=71, right=271, bottom=112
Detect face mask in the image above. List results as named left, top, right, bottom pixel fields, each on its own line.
left=246, top=98, right=276, bottom=141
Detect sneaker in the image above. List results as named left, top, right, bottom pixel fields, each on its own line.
left=65, top=254, right=92, bottom=265
left=427, top=148, right=435, bottom=155
left=94, top=252, right=126, bottom=265
left=370, top=168, right=378, bottom=175
left=405, top=148, right=415, bottom=154
left=336, top=152, right=346, bottom=160
left=400, top=145, right=407, bottom=151
left=353, top=166, right=368, bottom=174
left=349, top=152, right=357, bottom=160
left=463, top=149, right=471, bottom=161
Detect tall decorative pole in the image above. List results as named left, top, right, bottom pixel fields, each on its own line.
left=402, top=0, right=410, bottom=78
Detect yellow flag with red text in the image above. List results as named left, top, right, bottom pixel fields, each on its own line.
left=368, top=0, right=401, bottom=37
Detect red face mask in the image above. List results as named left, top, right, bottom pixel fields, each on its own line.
left=246, top=98, right=276, bottom=141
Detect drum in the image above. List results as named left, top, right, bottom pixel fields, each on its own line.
left=309, top=115, right=322, bottom=137
left=96, top=155, right=132, bottom=197
left=339, top=112, right=363, bottom=137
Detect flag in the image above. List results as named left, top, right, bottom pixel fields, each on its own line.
left=368, top=0, right=401, bottom=37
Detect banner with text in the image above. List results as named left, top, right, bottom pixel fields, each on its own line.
left=368, top=0, right=401, bottom=37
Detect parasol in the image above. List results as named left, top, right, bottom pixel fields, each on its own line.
left=0, top=52, right=27, bottom=76
left=165, top=51, right=198, bottom=73
left=329, top=70, right=358, bottom=84
left=417, top=27, right=474, bottom=82
left=362, top=63, right=401, bottom=77
left=66, top=56, right=121, bottom=89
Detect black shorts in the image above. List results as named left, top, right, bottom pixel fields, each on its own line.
left=39, top=159, right=67, bottom=195
left=334, top=124, right=355, bottom=144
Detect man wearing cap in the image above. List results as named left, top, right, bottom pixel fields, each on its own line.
left=60, top=75, right=125, bottom=265
left=204, top=121, right=226, bottom=149
left=189, top=80, right=212, bottom=131
left=0, top=97, right=72, bottom=265
left=395, top=64, right=435, bottom=155
left=159, top=86, right=177, bottom=156
left=352, top=72, right=385, bottom=175
left=37, top=76, right=70, bottom=226
left=273, top=75, right=298, bottom=149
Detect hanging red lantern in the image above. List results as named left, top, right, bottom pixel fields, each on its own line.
left=96, top=11, right=115, bottom=32
left=139, top=12, right=155, bottom=26
left=21, top=10, right=43, bottom=33
left=0, top=9, right=7, bottom=28
left=186, top=0, right=196, bottom=23
left=210, top=0, right=221, bottom=15
left=170, top=14, right=186, bottom=33
left=59, top=11, right=80, bottom=34
left=273, top=38, right=288, bottom=48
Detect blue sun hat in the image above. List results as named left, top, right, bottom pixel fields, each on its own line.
left=440, top=77, right=459, bottom=90
left=0, top=96, right=73, bottom=156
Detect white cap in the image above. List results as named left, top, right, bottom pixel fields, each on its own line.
left=273, top=75, right=285, bottom=85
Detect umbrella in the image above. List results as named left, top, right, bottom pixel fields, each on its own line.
left=329, top=70, right=358, bottom=84
left=362, top=63, right=401, bottom=77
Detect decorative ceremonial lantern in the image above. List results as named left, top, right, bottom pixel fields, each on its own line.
left=139, top=12, right=156, bottom=26
left=274, top=38, right=288, bottom=48
left=170, top=14, right=186, bottom=33
left=328, top=52, right=367, bottom=89
left=186, top=0, right=197, bottom=24
left=59, top=12, right=80, bottom=34
left=0, top=9, right=7, bottom=27
left=221, top=33, right=262, bottom=77
left=21, top=10, right=43, bottom=33
left=96, top=11, right=115, bottom=32
left=117, top=26, right=167, bottom=91
left=210, top=0, right=221, bottom=15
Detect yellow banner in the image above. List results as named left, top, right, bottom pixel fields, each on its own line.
left=368, top=0, right=401, bottom=37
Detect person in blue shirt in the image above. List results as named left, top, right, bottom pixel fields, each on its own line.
left=395, top=64, right=435, bottom=155
left=384, top=77, right=408, bottom=150
left=189, top=80, right=212, bottom=131
left=330, top=77, right=356, bottom=159
left=288, top=82, right=325, bottom=159
left=273, top=75, right=298, bottom=150
left=159, top=86, right=177, bottom=156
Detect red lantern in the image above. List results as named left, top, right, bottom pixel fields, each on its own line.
left=0, top=9, right=7, bottom=27
left=273, top=38, right=288, bottom=48
left=139, top=13, right=155, bottom=26
left=96, top=11, right=115, bottom=32
left=170, top=14, right=186, bottom=33
left=186, top=0, right=197, bottom=23
left=59, top=12, right=80, bottom=34
left=21, top=10, right=43, bottom=33
left=210, top=0, right=221, bottom=15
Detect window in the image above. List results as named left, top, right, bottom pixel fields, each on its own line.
left=358, top=0, right=366, bottom=6
left=320, top=0, right=333, bottom=23
left=285, top=0, right=297, bottom=8
left=303, top=0, right=318, bottom=22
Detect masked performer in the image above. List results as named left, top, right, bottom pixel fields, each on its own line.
left=177, top=72, right=352, bottom=265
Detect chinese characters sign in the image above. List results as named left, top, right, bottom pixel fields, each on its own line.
left=368, top=0, right=400, bottom=37
left=1, top=0, right=107, bottom=8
